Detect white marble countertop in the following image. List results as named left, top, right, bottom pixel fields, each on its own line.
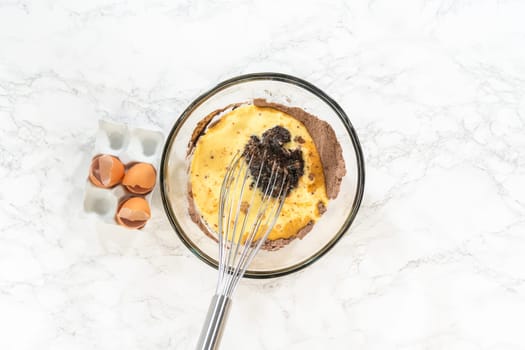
left=1, top=0, right=525, bottom=349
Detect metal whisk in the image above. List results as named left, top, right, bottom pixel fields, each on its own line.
left=196, top=150, right=289, bottom=350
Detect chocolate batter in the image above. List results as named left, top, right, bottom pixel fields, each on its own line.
left=253, top=99, right=346, bottom=199
left=187, top=99, right=346, bottom=250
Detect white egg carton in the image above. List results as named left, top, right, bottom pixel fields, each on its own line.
left=83, top=120, right=164, bottom=227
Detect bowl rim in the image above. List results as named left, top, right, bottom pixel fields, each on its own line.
left=160, top=72, right=365, bottom=279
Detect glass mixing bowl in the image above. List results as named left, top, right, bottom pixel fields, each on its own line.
left=160, top=73, right=365, bottom=278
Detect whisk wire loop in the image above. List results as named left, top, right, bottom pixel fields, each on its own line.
left=198, top=150, right=289, bottom=350
left=215, top=150, right=289, bottom=297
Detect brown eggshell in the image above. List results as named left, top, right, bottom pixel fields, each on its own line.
left=122, top=162, right=157, bottom=194
left=89, top=155, right=125, bottom=188
left=115, top=197, right=151, bottom=229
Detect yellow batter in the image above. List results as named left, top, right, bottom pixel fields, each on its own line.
left=189, top=105, right=328, bottom=241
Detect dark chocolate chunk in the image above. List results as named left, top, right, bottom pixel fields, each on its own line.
left=294, top=135, right=305, bottom=144
left=317, top=201, right=327, bottom=215
left=243, top=126, right=304, bottom=198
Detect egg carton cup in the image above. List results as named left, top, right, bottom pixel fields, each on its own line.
left=83, top=120, right=164, bottom=226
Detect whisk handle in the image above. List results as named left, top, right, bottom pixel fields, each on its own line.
left=196, top=294, right=232, bottom=350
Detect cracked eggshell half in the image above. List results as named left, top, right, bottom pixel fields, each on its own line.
left=115, top=197, right=151, bottom=229
left=89, top=154, right=125, bottom=188
left=122, top=162, right=157, bottom=194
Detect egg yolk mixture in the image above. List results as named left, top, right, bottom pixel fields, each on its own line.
left=189, top=105, right=328, bottom=241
